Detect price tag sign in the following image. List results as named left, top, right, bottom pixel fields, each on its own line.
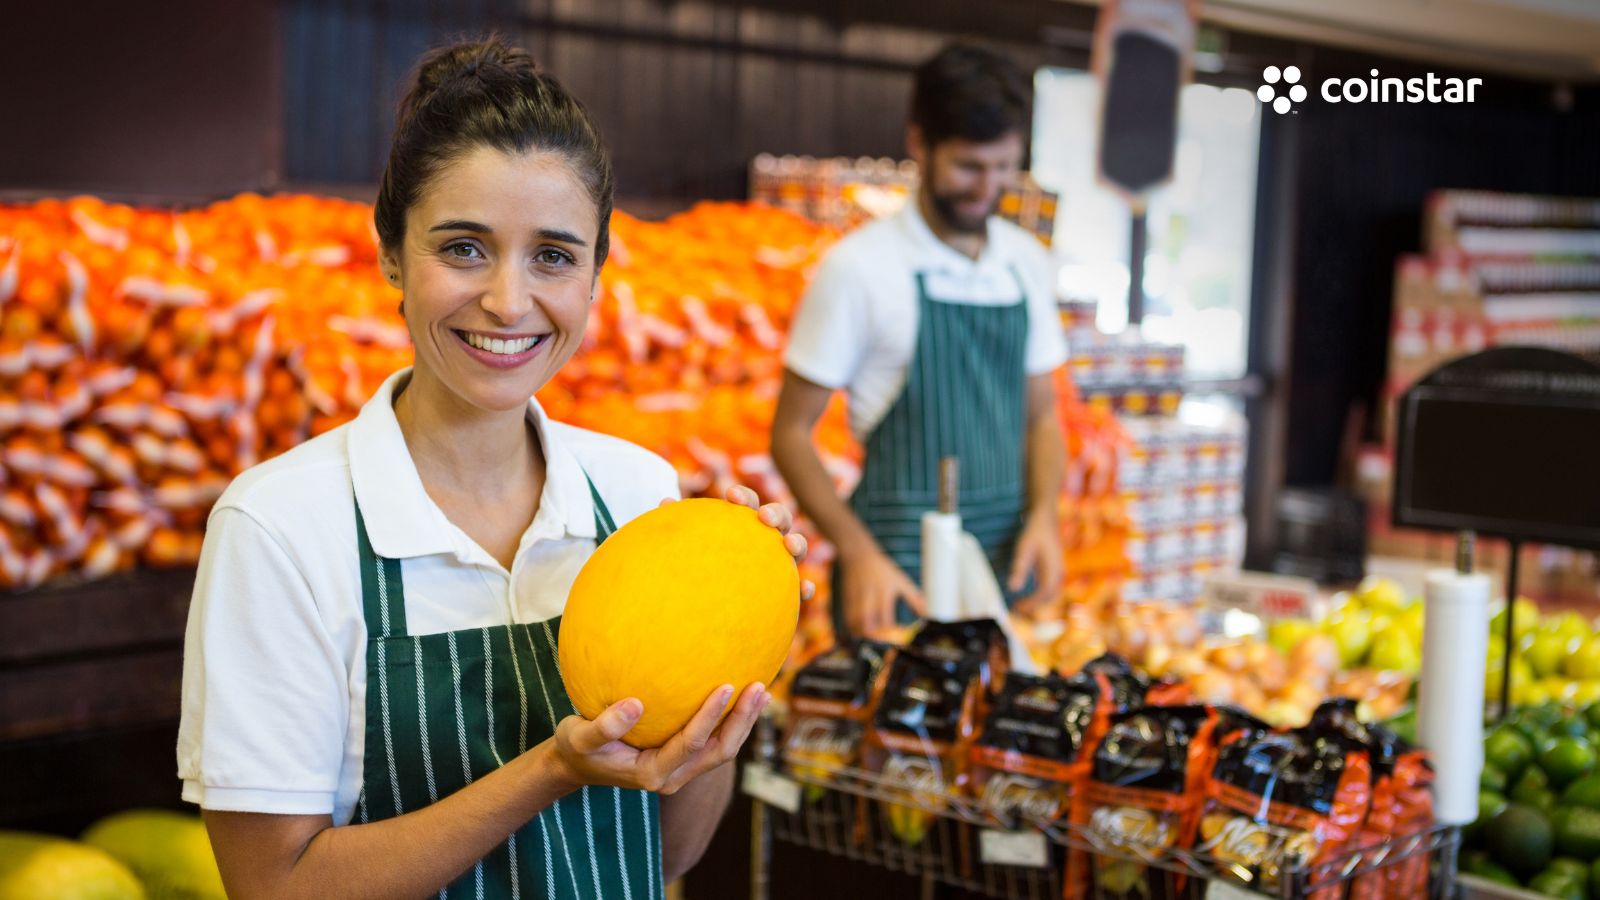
left=977, top=829, right=1050, bottom=869
left=741, top=763, right=801, bottom=814
left=1203, top=571, right=1319, bottom=622
left=1205, top=878, right=1270, bottom=900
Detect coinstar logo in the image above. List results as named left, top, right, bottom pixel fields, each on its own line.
left=1257, top=66, right=1483, bottom=114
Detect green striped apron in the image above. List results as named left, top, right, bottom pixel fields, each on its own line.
left=352, top=475, right=664, bottom=899
left=836, top=268, right=1032, bottom=634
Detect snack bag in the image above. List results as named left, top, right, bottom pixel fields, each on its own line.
left=783, top=639, right=895, bottom=798
left=1081, top=653, right=1151, bottom=711
left=1309, top=700, right=1434, bottom=900
left=863, top=649, right=983, bottom=847
left=1079, top=652, right=1193, bottom=710
left=1196, top=704, right=1373, bottom=900
left=1066, top=704, right=1221, bottom=900
left=910, top=617, right=1011, bottom=695
left=967, top=672, right=1107, bottom=827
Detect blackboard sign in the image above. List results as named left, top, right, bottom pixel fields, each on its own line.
left=1393, top=347, right=1600, bottom=549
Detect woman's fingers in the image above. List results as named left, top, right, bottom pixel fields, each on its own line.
left=725, top=485, right=760, bottom=510
left=564, top=699, right=642, bottom=755
left=800, top=579, right=817, bottom=602
left=758, top=501, right=793, bottom=533
left=661, top=684, right=769, bottom=793
left=648, top=685, right=733, bottom=782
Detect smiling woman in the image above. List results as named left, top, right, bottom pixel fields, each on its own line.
left=177, top=37, right=808, bottom=900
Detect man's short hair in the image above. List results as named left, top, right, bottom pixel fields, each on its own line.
left=910, top=44, right=1032, bottom=147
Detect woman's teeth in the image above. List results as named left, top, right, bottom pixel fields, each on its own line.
left=460, top=332, right=542, bottom=355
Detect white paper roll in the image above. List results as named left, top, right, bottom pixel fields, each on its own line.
left=921, top=511, right=963, bottom=621
left=1418, top=568, right=1491, bottom=825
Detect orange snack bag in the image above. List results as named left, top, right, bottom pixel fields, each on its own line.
left=967, top=671, right=1108, bottom=827
left=1196, top=703, right=1373, bottom=899
left=1066, top=704, right=1221, bottom=900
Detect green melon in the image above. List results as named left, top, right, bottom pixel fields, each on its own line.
left=80, top=811, right=223, bottom=900
left=0, top=832, right=145, bottom=900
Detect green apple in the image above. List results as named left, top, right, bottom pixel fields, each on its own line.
left=1527, top=632, right=1579, bottom=679
left=1565, top=638, right=1600, bottom=681
left=1573, top=681, right=1600, bottom=708
left=1397, top=605, right=1425, bottom=644
left=1358, top=577, right=1409, bottom=615
left=1546, top=611, right=1591, bottom=645
left=1492, top=597, right=1542, bottom=643
left=1268, top=619, right=1318, bottom=657
left=1369, top=630, right=1422, bottom=676
left=1325, top=609, right=1374, bottom=669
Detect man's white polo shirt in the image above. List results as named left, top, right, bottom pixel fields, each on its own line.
left=784, top=201, right=1068, bottom=442
left=177, top=368, right=679, bottom=824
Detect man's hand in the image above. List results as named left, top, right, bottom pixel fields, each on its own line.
left=839, top=547, right=925, bottom=638
left=1007, top=510, right=1063, bottom=615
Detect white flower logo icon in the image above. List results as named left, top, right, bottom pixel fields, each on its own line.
left=1258, top=65, right=1307, bottom=114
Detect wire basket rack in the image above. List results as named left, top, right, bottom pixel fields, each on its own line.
left=746, top=720, right=1460, bottom=900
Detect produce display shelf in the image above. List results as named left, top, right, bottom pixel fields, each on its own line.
left=746, top=721, right=1460, bottom=900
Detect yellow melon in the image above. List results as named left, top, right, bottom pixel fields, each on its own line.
left=559, top=498, right=799, bottom=748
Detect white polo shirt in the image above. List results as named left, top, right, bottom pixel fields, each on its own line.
left=177, top=368, right=679, bottom=824
left=784, top=202, right=1068, bottom=441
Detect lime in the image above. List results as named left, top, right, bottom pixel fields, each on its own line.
left=1468, top=791, right=1511, bottom=845
left=1536, top=703, right=1569, bottom=727
left=1553, top=806, right=1600, bottom=860
left=1517, top=766, right=1555, bottom=801
left=1542, top=738, right=1600, bottom=788
left=1471, top=859, right=1521, bottom=887
left=1554, top=716, right=1592, bottom=740
left=1550, top=858, right=1589, bottom=888
left=1484, top=764, right=1510, bottom=793
left=1529, top=869, right=1585, bottom=899
left=1485, top=803, right=1554, bottom=877
left=1562, top=775, right=1600, bottom=809
left=1489, top=727, right=1538, bottom=782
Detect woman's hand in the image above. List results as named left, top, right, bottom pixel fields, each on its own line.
left=664, top=484, right=817, bottom=602
left=551, top=683, right=769, bottom=794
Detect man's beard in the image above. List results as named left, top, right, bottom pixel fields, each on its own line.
left=927, top=188, right=997, bottom=236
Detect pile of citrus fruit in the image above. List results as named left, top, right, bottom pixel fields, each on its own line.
left=1467, top=701, right=1600, bottom=898
left=0, top=194, right=1130, bottom=607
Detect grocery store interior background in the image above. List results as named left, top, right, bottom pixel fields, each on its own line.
left=4, top=0, right=1600, bottom=897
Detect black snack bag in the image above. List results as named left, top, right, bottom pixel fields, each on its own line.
left=1197, top=710, right=1373, bottom=900
left=967, top=672, right=1106, bottom=825
left=784, top=639, right=895, bottom=779
left=862, top=649, right=983, bottom=846
left=910, top=617, right=1010, bottom=694
left=1065, top=705, right=1221, bottom=900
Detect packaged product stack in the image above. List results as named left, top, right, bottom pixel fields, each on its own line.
left=1063, top=307, right=1247, bottom=604
left=1369, top=190, right=1600, bottom=577
left=748, top=153, right=1059, bottom=246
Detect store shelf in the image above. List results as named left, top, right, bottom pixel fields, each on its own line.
left=749, top=726, right=1460, bottom=900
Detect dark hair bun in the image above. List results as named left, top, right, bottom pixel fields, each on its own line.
left=401, top=39, right=539, bottom=126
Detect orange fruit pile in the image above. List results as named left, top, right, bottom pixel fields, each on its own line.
left=0, top=194, right=1126, bottom=610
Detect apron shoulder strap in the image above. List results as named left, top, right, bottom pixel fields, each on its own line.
left=353, top=499, right=409, bottom=638
left=582, top=468, right=618, bottom=542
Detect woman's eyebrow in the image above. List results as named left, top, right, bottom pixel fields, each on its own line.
left=429, top=219, right=490, bottom=233
left=426, top=221, right=587, bottom=248
left=537, top=228, right=588, bottom=247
